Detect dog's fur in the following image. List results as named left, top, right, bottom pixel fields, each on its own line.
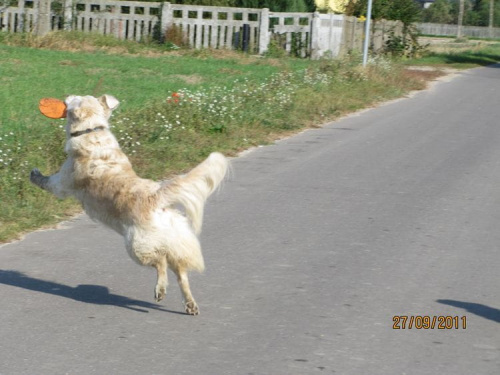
left=30, top=94, right=228, bottom=315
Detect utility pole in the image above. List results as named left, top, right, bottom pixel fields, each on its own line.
left=362, top=0, right=373, bottom=67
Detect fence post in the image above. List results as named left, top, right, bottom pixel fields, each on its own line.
left=17, top=0, right=25, bottom=32
left=64, top=0, right=73, bottom=31
left=35, top=0, right=51, bottom=36
left=310, top=11, right=321, bottom=59
left=351, top=17, right=358, bottom=51
left=258, top=8, right=269, bottom=55
left=343, top=16, right=355, bottom=53
left=242, top=23, right=250, bottom=52
left=372, top=19, right=383, bottom=52
left=339, top=15, right=350, bottom=56
left=161, top=2, right=173, bottom=39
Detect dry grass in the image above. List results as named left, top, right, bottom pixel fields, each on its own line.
left=0, top=30, right=288, bottom=68
left=0, top=31, right=167, bottom=55
left=402, top=68, right=447, bottom=87
left=170, top=74, right=204, bottom=84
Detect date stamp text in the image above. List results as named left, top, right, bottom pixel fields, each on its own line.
left=393, top=316, right=467, bottom=330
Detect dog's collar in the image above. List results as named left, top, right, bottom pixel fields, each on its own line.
left=70, top=126, right=106, bottom=138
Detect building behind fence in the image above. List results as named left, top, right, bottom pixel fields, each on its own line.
left=0, top=0, right=403, bottom=58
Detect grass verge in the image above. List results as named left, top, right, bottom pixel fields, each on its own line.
left=411, top=38, right=500, bottom=68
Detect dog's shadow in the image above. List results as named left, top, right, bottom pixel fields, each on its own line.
left=0, top=269, right=185, bottom=315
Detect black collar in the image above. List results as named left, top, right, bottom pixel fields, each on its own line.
left=70, top=126, right=106, bottom=138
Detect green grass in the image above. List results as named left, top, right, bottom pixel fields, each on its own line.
left=2, top=32, right=500, bottom=243
left=0, top=43, right=309, bottom=132
left=408, top=40, right=500, bottom=68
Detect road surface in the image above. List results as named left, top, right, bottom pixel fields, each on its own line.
left=1, top=65, right=500, bottom=374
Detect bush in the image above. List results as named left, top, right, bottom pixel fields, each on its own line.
left=384, top=25, right=427, bottom=58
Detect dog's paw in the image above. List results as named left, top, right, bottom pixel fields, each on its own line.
left=185, top=301, right=199, bottom=316
left=30, top=168, right=47, bottom=187
left=154, top=285, right=166, bottom=302
left=30, top=168, right=42, bottom=181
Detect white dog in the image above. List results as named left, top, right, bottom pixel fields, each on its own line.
left=30, top=94, right=228, bottom=315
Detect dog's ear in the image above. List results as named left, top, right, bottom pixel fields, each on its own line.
left=98, top=95, right=120, bottom=111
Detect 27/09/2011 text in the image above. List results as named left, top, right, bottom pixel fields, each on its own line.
left=393, top=316, right=467, bottom=329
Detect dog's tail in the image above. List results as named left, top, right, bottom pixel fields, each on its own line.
left=158, top=152, right=229, bottom=235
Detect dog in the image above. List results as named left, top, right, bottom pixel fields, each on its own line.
left=30, top=94, right=228, bottom=315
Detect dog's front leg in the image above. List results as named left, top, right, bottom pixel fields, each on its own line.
left=30, top=168, right=50, bottom=190
left=30, top=169, right=69, bottom=199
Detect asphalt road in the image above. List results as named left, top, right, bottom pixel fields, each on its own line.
left=1, top=65, right=500, bottom=375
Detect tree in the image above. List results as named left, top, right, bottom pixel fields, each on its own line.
left=475, top=0, right=500, bottom=27
left=449, top=0, right=479, bottom=25
left=316, top=0, right=347, bottom=13
left=170, top=0, right=234, bottom=5
left=0, top=0, right=17, bottom=10
left=232, top=0, right=315, bottom=12
left=490, top=0, right=494, bottom=29
left=489, top=0, right=494, bottom=31
left=457, top=0, right=465, bottom=36
left=420, top=0, right=498, bottom=27
left=386, top=0, right=422, bottom=25
left=345, top=0, right=392, bottom=20
left=303, top=0, right=318, bottom=12
left=345, top=0, right=421, bottom=26
left=169, top=0, right=317, bottom=11
left=346, top=0, right=423, bottom=57
left=465, top=0, right=500, bottom=27
left=422, top=0, right=453, bottom=23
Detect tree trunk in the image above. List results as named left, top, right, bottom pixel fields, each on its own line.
left=489, top=0, right=494, bottom=38
left=457, top=0, right=465, bottom=39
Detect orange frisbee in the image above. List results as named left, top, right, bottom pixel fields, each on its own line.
left=39, top=98, right=67, bottom=119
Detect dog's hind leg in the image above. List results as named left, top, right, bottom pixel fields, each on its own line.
left=173, top=267, right=199, bottom=315
left=154, top=255, right=168, bottom=302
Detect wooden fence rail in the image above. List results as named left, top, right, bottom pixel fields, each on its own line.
left=0, top=0, right=403, bottom=58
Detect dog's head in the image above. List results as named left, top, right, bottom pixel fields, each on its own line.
left=64, top=94, right=120, bottom=137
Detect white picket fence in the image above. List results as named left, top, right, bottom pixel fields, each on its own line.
left=166, top=3, right=262, bottom=51
left=0, top=0, right=38, bottom=33
left=0, top=0, right=403, bottom=58
left=70, top=0, right=161, bottom=41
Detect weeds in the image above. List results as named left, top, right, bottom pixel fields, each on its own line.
left=0, top=31, right=178, bottom=54
left=384, top=25, right=427, bottom=59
